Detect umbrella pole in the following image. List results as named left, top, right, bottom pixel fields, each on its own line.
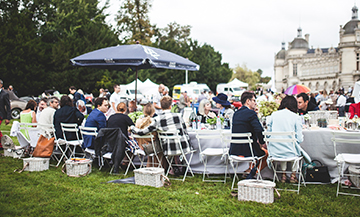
left=135, top=67, right=138, bottom=108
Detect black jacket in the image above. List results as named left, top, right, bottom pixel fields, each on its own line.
left=94, top=128, right=127, bottom=174
left=53, top=105, right=84, bottom=140
left=230, top=106, right=265, bottom=157
left=0, top=89, right=11, bottom=120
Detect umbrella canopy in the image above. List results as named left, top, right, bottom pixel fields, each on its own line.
left=284, top=84, right=311, bottom=95
left=70, top=44, right=200, bottom=103
left=70, top=44, right=200, bottom=71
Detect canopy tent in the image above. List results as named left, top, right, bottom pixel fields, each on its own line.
left=126, top=79, right=144, bottom=89
left=227, top=78, right=248, bottom=87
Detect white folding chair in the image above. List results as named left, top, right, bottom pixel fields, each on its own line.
left=263, top=131, right=305, bottom=194
left=17, top=123, right=39, bottom=148
left=131, top=133, right=162, bottom=168
left=36, top=123, right=65, bottom=167
left=223, top=132, right=265, bottom=190
left=60, top=123, right=84, bottom=159
left=79, top=126, right=98, bottom=160
left=158, top=130, right=196, bottom=182
left=195, top=129, right=229, bottom=183
left=122, top=147, right=146, bottom=176
left=332, top=131, right=360, bottom=197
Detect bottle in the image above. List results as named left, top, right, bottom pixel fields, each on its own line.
left=189, top=102, right=197, bottom=129
left=197, top=118, right=201, bottom=130
left=300, top=113, right=305, bottom=125
left=223, top=115, right=230, bottom=129
left=354, top=113, right=358, bottom=119
left=216, top=115, right=222, bottom=130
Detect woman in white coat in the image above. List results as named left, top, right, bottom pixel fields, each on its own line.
left=267, top=95, right=311, bottom=183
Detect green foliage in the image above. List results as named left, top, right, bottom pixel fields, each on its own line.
left=116, top=0, right=155, bottom=45
left=128, top=111, right=143, bottom=123
left=206, top=117, right=224, bottom=125
left=232, top=63, right=261, bottom=89
left=259, top=101, right=279, bottom=117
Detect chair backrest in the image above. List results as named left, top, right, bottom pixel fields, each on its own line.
left=331, top=131, right=360, bottom=157
left=195, top=129, right=222, bottom=153
left=79, top=126, right=98, bottom=137
left=222, top=132, right=254, bottom=157
left=263, top=131, right=297, bottom=157
left=157, top=130, right=186, bottom=155
left=18, top=123, right=39, bottom=147
left=37, top=123, right=56, bottom=138
left=60, top=123, right=80, bottom=141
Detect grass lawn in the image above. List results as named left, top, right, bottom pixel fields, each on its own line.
left=1, top=120, right=360, bottom=216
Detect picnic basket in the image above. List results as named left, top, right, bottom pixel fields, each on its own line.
left=62, top=158, right=92, bottom=177
left=349, top=165, right=360, bottom=188
left=134, top=167, right=169, bottom=188
left=238, top=180, right=276, bottom=204
left=22, top=157, right=50, bottom=172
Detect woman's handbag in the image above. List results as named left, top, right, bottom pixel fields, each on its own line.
left=142, top=140, right=162, bottom=155
left=303, top=160, right=331, bottom=183
left=32, top=135, right=55, bottom=158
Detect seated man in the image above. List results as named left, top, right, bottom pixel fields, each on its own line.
left=82, top=97, right=109, bottom=149
left=38, top=96, right=59, bottom=135
left=76, top=100, right=92, bottom=116
left=130, top=96, right=191, bottom=157
left=229, top=91, right=267, bottom=174
left=296, top=92, right=318, bottom=115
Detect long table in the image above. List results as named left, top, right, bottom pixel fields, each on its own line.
left=187, top=129, right=360, bottom=182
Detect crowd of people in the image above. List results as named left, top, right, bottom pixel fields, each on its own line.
left=0, top=77, right=358, bottom=181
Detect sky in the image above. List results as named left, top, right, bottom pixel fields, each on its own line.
left=99, top=0, right=359, bottom=77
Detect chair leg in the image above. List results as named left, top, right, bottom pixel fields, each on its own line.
left=165, top=156, right=173, bottom=177
left=230, top=161, right=239, bottom=190
left=202, top=156, right=208, bottom=182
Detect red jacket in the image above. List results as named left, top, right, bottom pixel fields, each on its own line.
left=349, top=103, right=360, bottom=119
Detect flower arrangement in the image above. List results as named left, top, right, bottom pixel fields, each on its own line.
left=258, top=101, right=278, bottom=117
left=206, top=117, right=224, bottom=125
left=303, top=114, right=311, bottom=121
left=128, top=111, right=144, bottom=123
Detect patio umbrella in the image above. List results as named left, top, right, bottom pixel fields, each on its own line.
left=70, top=43, right=200, bottom=103
left=284, top=84, right=311, bottom=95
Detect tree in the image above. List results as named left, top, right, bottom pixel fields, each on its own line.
left=232, top=64, right=260, bottom=89
left=116, top=0, right=155, bottom=45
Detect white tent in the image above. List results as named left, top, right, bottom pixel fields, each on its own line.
left=227, top=78, right=248, bottom=87
left=143, top=78, right=158, bottom=88
left=138, top=79, right=159, bottom=101
left=126, top=79, right=143, bottom=89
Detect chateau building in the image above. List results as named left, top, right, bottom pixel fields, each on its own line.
left=274, top=6, right=360, bottom=93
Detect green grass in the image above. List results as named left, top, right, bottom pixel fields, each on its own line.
left=1, top=120, right=360, bottom=216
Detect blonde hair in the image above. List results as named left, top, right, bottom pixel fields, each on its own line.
left=139, top=103, right=155, bottom=129
left=198, top=99, right=210, bottom=115
left=117, top=102, right=127, bottom=113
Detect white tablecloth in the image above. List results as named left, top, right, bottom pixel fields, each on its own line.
left=187, top=129, right=360, bottom=182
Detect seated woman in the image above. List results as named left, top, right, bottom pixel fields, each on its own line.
left=267, top=95, right=311, bottom=183
left=135, top=103, right=165, bottom=168
left=53, top=95, right=84, bottom=140
left=20, top=99, right=37, bottom=139
left=348, top=102, right=360, bottom=119
left=212, top=93, right=234, bottom=124
left=107, top=102, right=134, bottom=139
left=197, top=99, right=216, bottom=123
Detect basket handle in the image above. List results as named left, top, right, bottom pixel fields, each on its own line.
left=274, top=188, right=281, bottom=201
left=161, top=174, right=171, bottom=186
left=14, top=162, right=29, bottom=173
left=62, top=163, right=92, bottom=178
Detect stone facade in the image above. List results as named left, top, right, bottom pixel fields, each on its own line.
left=274, top=6, right=360, bottom=93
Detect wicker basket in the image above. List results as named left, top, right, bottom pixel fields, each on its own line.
left=4, top=148, right=24, bottom=158
left=134, top=167, right=165, bottom=188
left=349, top=165, right=360, bottom=188
left=63, top=159, right=92, bottom=177
left=238, top=180, right=276, bottom=204
left=23, top=157, right=50, bottom=172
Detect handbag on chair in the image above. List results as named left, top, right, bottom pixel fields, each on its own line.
left=32, top=135, right=55, bottom=158
left=142, top=140, right=162, bottom=155
left=304, top=160, right=331, bottom=183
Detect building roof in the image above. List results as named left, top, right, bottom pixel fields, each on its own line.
left=276, top=49, right=286, bottom=59
left=343, top=19, right=360, bottom=34
left=290, top=38, right=308, bottom=49
left=307, top=47, right=338, bottom=54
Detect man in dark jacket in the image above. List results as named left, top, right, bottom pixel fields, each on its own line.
left=297, top=92, right=318, bottom=115
left=230, top=91, right=265, bottom=158
left=0, top=79, right=11, bottom=149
